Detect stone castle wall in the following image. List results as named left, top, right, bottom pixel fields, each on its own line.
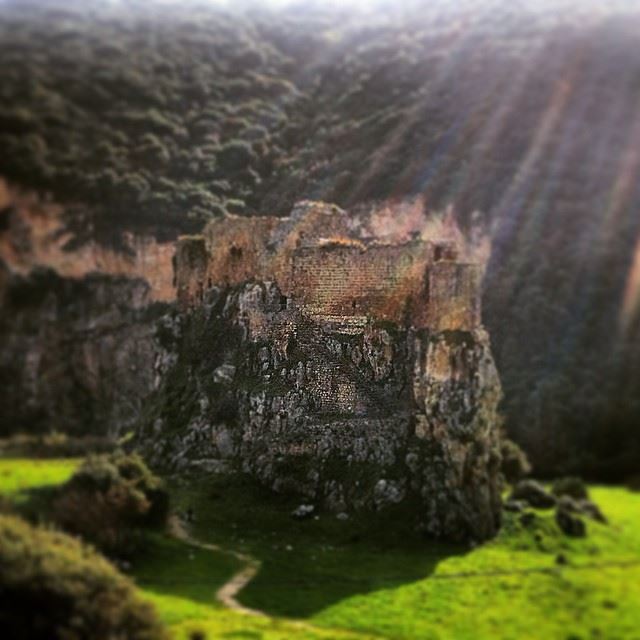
left=174, top=202, right=481, bottom=332
left=427, top=262, right=481, bottom=331
left=290, top=241, right=430, bottom=323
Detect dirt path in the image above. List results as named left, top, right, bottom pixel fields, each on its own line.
left=167, top=515, right=379, bottom=638
left=168, top=515, right=263, bottom=616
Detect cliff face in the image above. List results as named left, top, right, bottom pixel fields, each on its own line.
left=139, top=281, right=503, bottom=541
left=0, top=181, right=175, bottom=437
left=0, top=265, right=169, bottom=437
left=0, top=179, right=176, bottom=302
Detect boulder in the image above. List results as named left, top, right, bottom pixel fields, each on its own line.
left=577, top=499, right=607, bottom=524
left=557, top=495, right=606, bottom=524
left=510, top=479, right=556, bottom=509
left=291, top=504, right=315, bottom=520
left=555, top=505, right=586, bottom=537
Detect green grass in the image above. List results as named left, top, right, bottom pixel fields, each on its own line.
left=129, top=534, right=363, bottom=638
left=130, top=533, right=240, bottom=623
left=161, top=475, right=640, bottom=640
left=0, top=457, right=372, bottom=639
left=312, top=489, right=640, bottom=640
left=169, top=474, right=465, bottom=618
left=0, top=457, right=79, bottom=501
left=2, top=457, right=640, bottom=640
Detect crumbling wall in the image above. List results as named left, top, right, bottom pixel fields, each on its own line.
left=202, top=215, right=282, bottom=287
left=426, top=262, right=481, bottom=331
left=174, top=201, right=482, bottom=330
left=272, top=200, right=351, bottom=249
left=175, top=235, right=208, bottom=308
left=289, top=241, right=431, bottom=322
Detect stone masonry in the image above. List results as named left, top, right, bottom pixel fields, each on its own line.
left=144, top=201, right=503, bottom=541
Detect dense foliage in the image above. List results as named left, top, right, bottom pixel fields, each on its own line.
left=0, top=0, right=639, bottom=476
left=499, top=438, right=532, bottom=484
left=0, top=513, right=166, bottom=640
left=53, top=452, right=169, bottom=553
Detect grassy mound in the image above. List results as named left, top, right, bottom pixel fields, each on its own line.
left=0, top=514, right=166, bottom=640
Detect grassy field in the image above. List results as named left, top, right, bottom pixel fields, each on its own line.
left=2, top=457, right=640, bottom=640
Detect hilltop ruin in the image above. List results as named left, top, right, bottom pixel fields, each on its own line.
left=137, top=201, right=504, bottom=541
left=175, top=200, right=480, bottom=332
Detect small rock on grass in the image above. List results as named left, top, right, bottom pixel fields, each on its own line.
left=519, top=511, right=537, bottom=528
left=552, top=476, right=588, bottom=500
left=291, top=504, right=315, bottom=520
left=557, top=495, right=607, bottom=524
left=578, top=499, right=607, bottom=523
left=503, top=499, right=526, bottom=513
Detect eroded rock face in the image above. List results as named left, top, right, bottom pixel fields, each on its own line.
left=139, top=281, right=503, bottom=541
left=0, top=265, right=170, bottom=437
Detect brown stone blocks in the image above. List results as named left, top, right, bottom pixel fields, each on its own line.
left=174, top=202, right=481, bottom=331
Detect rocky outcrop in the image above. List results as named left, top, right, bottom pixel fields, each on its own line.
left=0, top=265, right=169, bottom=437
left=0, top=180, right=177, bottom=438
left=138, top=281, right=503, bottom=541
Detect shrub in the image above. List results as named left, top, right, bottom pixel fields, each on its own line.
left=53, top=452, right=169, bottom=554
left=510, top=479, right=556, bottom=509
left=0, top=514, right=166, bottom=640
left=0, top=495, right=13, bottom=515
left=552, top=477, right=588, bottom=500
left=216, top=140, right=255, bottom=172
left=500, top=438, right=532, bottom=483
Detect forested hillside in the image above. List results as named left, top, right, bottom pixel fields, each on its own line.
left=1, top=0, right=639, bottom=478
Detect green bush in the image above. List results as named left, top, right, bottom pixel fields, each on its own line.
left=552, top=477, right=588, bottom=500
left=500, top=439, right=532, bottom=483
left=0, top=514, right=166, bottom=640
left=53, top=452, right=169, bottom=554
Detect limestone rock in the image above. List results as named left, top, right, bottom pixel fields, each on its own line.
left=0, top=268, right=169, bottom=438
left=291, top=504, right=315, bottom=520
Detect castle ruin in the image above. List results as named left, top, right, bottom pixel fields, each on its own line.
left=175, top=200, right=480, bottom=332
left=147, top=201, right=503, bottom=541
